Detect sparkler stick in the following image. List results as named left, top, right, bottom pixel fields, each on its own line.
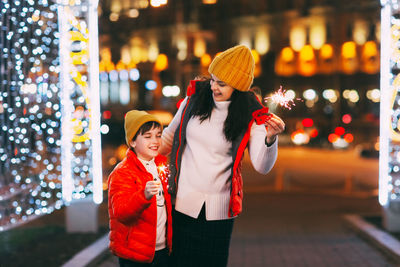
left=264, top=86, right=301, bottom=110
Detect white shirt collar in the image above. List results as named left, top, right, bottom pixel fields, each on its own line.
left=138, top=157, right=155, bottom=167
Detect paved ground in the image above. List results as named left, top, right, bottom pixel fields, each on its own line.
left=96, top=192, right=399, bottom=267
left=93, top=147, right=396, bottom=266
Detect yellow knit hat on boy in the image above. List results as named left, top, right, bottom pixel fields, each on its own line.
left=208, top=45, right=255, bottom=92
left=124, top=110, right=162, bottom=146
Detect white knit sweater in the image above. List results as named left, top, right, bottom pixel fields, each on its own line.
left=162, top=96, right=278, bottom=220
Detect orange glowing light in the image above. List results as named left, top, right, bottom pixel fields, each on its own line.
left=344, top=133, right=354, bottom=143
left=320, top=44, right=333, bottom=59
left=298, top=45, right=317, bottom=76
left=363, top=41, right=378, bottom=58
left=201, top=53, right=212, bottom=67
left=361, top=40, right=379, bottom=74
left=309, top=129, right=319, bottom=138
left=328, top=133, right=339, bottom=143
left=116, top=60, right=126, bottom=71
left=116, top=144, right=128, bottom=161
left=108, top=157, right=117, bottom=166
left=251, top=50, right=260, bottom=64
left=281, top=47, right=295, bottom=62
left=341, top=41, right=357, bottom=59
left=202, top=0, right=217, bottom=3
left=299, top=45, right=315, bottom=61
left=99, top=61, right=106, bottom=72
left=128, top=61, right=137, bottom=69
left=150, top=0, right=167, bottom=7
left=374, top=140, right=379, bottom=151
left=106, top=62, right=116, bottom=72
left=154, top=54, right=168, bottom=71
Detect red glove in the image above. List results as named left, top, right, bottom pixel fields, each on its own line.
left=252, top=107, right=272, bottom=125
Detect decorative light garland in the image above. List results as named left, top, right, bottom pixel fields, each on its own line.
left=0, top=0, right=62, bottom=231
left=0, top=0, right=102, bottom=231
left=379, top=0, right=400, bottom=206
left=57, top=0, right=102, bottom=204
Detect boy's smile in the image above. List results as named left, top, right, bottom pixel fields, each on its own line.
left=130, top=126, right=162, bottom=161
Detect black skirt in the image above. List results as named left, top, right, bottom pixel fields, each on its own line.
left=171, top=205, right=235, bottom=267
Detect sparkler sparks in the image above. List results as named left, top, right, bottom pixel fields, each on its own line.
left=157, top=164, right=170, bottom=184
left=264, top=86, right=300, bottom=110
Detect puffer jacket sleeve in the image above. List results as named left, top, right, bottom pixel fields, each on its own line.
left=108, top=168, right=152, bottom=224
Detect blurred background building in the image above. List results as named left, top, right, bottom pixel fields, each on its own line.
left=3, top=3, right=400, bottom=264
left=0, top=0, right=385, bottom=232
left=97, top=0, right=381, bottom=153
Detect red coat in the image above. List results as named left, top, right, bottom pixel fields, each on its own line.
left=107, top=149, right=172, bottom=263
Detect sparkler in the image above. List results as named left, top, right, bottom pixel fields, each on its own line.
left=157, top=164, right=170, bottom=184
left=264, top=86, right=301, bottom=110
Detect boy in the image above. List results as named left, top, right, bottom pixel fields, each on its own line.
left=107, top=110, right=172, bottom=267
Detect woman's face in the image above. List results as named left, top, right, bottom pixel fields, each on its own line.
left=210, top=74, right=235, bottom=102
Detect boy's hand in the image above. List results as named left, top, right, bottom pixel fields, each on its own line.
left=144, top=181, right=161, bottom=200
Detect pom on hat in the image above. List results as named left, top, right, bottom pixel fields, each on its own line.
left=208, top=45, right=255, bottom=92
left=124, top=110, right=162, bottom=146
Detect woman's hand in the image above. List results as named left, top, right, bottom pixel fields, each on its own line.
left=265, top=113, right=285, bottom=145
left=144, top=180, right=161, bottom=200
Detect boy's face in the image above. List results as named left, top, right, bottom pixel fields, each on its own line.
left=130, top=126, right=162, bottom=161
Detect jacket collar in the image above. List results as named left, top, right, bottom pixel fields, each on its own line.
left=126, top=148, right=148, bottom=173
left=126, top=148, right=166, bottom=173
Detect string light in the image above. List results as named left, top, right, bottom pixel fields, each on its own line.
left=380, top=1, right=400, bottom=206
left=0, top=0, right=102, bottom=231
left=0, top=0, right=61, bottom=231
left=57, top=1, right=102, bottom=204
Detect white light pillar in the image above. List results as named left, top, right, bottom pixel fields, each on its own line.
left=58, top=0, right=102, bottom=232
left=379, top=0, right=400, bottom=232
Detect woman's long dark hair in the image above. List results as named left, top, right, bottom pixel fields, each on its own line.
left=190, top=80, right=260, bottom=142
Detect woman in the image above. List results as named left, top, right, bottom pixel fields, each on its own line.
left=160, top=45, right=285, bottom=267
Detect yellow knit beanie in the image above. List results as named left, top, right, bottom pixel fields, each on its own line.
left=124, top=110, right=162, bottom=146
left=208, top=45, right=255, bottom=92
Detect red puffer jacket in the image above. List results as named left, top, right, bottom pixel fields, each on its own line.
left=107, top=149, right=172, bottom=263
